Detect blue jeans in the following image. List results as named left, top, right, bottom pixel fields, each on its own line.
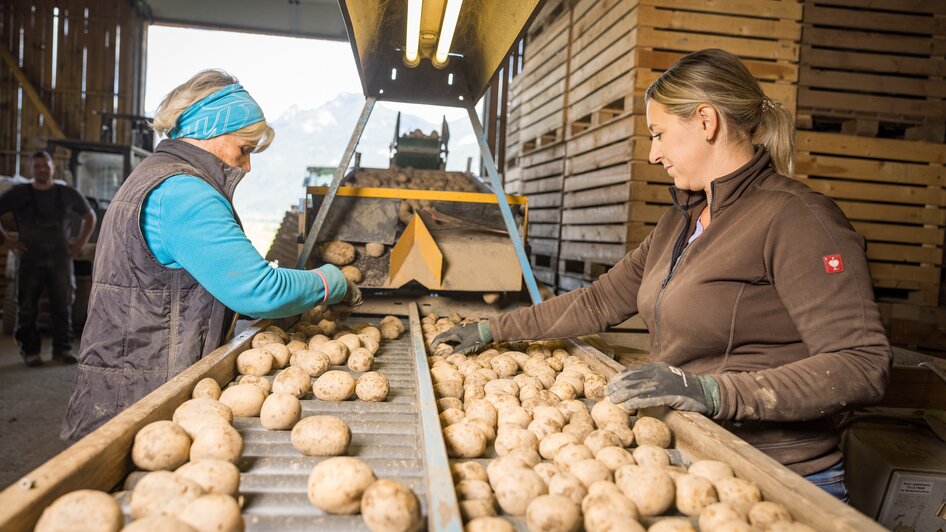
left=805, top=460, right=849, bottom=503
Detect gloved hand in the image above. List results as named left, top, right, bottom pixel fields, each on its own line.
left=606, top=362, right=720, bottom=415
left=342, top=280, right=363, bottom=307
left=431, top=321, right=493, bottom=355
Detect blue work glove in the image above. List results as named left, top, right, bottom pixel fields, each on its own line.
left=606, top=362, right=720, bottom=415
left=431, top=322, right=493, bottom=355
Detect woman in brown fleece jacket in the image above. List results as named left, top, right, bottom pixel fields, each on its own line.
left=433, top=49, right=891, bottom=500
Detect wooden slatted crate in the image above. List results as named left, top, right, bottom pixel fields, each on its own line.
left=517, top=7, right=572, bottom=153
left=795, top=131, right=946, bottom=306
left=798, top=0, right=946, bottom=141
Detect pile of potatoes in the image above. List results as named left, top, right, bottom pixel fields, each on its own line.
left=344, top=167, right=481, bottom=193
left=307, top=456, right=423, bottom=532
left=423, top=313, right=813, bottom=532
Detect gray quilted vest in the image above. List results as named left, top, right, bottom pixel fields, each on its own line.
left=61, top=139, right=242, bottom=443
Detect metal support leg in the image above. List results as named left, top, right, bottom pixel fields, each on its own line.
left=296, top=97, right=377, bottom=269
left=467, top=106, right=543, bottom=304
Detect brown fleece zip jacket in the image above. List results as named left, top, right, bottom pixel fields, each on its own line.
left=491, top=148, right=892, bottom=476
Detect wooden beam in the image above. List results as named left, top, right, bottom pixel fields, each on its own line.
left=0, top=43, right=65, bottom=140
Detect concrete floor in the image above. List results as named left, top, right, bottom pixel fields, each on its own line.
left=0, top=333, right=75, bottom=490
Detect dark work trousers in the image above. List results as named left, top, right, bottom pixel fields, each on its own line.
left=14, top=246, right=76, bottom=356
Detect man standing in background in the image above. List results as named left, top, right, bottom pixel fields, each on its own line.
left=0, top=151, right=96, bottom=367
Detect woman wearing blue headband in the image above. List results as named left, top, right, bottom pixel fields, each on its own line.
left=60, top=69, right=357, bottom=442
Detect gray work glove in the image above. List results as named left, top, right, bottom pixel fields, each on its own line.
left=342, top=280, right=363, bottom=307
left=431, top=322, right=493, bottom=355
left=607, top=362, right=720, bottom=415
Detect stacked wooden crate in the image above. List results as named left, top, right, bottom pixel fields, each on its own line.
left=502, top=75, right=523, bottom=195
left=557, top=0, right=803, bottom=291
left=506, top=0, right=572, bottom=288
left=794, top=0, right=946, bottom=354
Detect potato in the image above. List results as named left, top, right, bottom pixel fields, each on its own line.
left=236, top=348, right=273, bottom=376
left=272, top=366, right=311, bottom=398
left=219, top=383, right=266, bottom=417
left=698, top=502, right=747, bottom=531
left=616, top=466, right=675, bottom=516
left=495, top=426, right=539, bottom=456
left=190, top=424, right=243, bottom=464
left=444, top=422, right=488, bottom=458
left=342, top=265, right=363, bottom=283
left=251, top=331, right=283, bottom=348
left=172, top=399, right=233, bottom=439
left=584, top=429, right=622, bottom=454
left=366, top=242, right=386, bottom=257
left=526, top=495, right=581, bottom=532
left=360, top=335, right=381, bottom=355
left=434, top=380, right=464, bottom=400
left=130, top=470, right=205, bottom=519
left=595, top=446, right=636, bottom=471
left=493, top=467, right=548, bottom=515
left=177, top=493, right=243, bottom=532
left=35, top=490, right=123, bottom=532
left=569, top=458, right=612, bottom=488
left=487, top=456, right=530, bottom=487
left=632, top=444, right=671, bottom=468
left=361, top=479, right=422, bottom=532
left=507, top=446, right=542, bottom=467
left=261, top=342, right=291, bottom=369
left=121, top=516, right=197, bottom=532
left=591, top=399, right=628, bottom=429
left=460, top=499, right=498, bottom=521
left=539, top=432, right=579, bottom=460
left=528, top=417, right=562, bottom=440
left=587, top=480, right=624, bottom=499
left=347, top=348, right=374, bottom=372
left=633, top=416, right=672, bottom=448
left=380, top=322, right=402, bottom=340
left=714, top=477, right=762, bottom=514
left=319, top=340, right=350, bottom=365
left=581, top=491, right=642, bottom=532
left=548, top=473, right=587, bottom=506
left=321, top=240, right=356, bottom=265
left=584, top=374, right=608, bottom=401
left=293, top=350, right=332, bottom=378
left=484, top=379, right=519, bottom=397
left=438, top=397, right=463, bottom=411
left=239, top=374, right=272, bottom=396
left=562, top=422, right=595, bottom=442
left=313, top=370, right=356, bottom=401
left=175, top=459, right=240, bottom=496
left=356, top=371, right=390, bottom=402
left=486, top=392, right=520, bottom=412
left=334, top=333, right=359, bottom=351
left=291, top=415, right=351, bottom=456
left=553, top=443, right=593, bottom=472
left=648, top=518, right=696, bottom=531
left=465, top=517, right=514, bottom=532
left=192, top=378, right=221, bottom=400
left=603, top=422, right=635, bottom=447
left=308, top=456, right=376, bottom=514
left=132, top=420, right=191, bottom=471
left=532, top=405, right=566, bottom=427
left=440, top=407, right=466, bottom=426
left=748, top=501, right=792, bottom=529
left=452, top=461, right=488, bottom=483
left=457, top=479, right=493, bottom=501
left=688, top=460, right=734, bottom=484
left=260, top=392, right=302, bottom=430
left=318, top=319, right=339, bottom=337
left=464, top=399, right=498, bottom=426
left=675, top=473, right=719, bottom=516
left=498, top=406, right=532, bottom=429
left=533, top=462, right=562, bottom=485
left=307, top=334, right=330, bottom=350
left=490, top=355, right=519, bottom=377
left=550, top=383, right=578, bottom=401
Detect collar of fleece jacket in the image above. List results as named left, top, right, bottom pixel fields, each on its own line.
left=667, top=147, right=771, bottom=216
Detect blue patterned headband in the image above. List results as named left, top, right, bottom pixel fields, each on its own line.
left=169, top=83, right=266, bottom=140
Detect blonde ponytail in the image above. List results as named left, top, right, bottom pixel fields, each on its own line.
left=645, top=49, right=796, bottom=177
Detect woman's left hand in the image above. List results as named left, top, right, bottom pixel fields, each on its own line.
left=606, top=362, right=719, bottom=415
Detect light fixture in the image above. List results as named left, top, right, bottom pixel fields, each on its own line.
left=434, top=0, right=462, bottom=67
left=404, top=0, right=422, bottom=66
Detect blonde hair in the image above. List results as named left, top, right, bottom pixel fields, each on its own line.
left=152, top=69, right=275, bottom=153
left=645, top=49, right=795, bottom=176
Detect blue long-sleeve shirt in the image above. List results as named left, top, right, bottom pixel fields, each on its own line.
left=141, top=174, right=346, bottom=318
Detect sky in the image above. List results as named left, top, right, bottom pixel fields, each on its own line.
left=144, top=25, right=471, bottom=124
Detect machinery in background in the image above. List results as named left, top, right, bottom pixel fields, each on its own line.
left=846, top=422, right=946, bottom=531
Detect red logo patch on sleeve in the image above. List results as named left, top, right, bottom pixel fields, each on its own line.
left=823, top=254, right=844, bottom=273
